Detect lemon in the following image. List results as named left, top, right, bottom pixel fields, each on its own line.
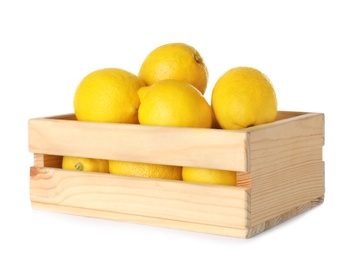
left=211, top=108, right=221, bottom=129
left=62, top=156, right=109, bottom=173
left=138, top=79, right=212, bottom=128
left=212, top=67, right=277, bottom=130
left=74, top=68, right=145, bottom=123
left=182, top=167, right=236, bottom=186
left=109, top=160, right=182, bottom=180
left=138, top=43, right=208, bottom=94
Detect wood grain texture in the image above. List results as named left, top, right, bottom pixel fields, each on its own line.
left=247, top=196, right=324, bottom=238
left=28, top=111, right=325, bottom=238
left=34, top=154, right=62, bottom=167
left=248, top=113, right=324, bottom=227
left=30, top=167, right=250, bottom=230
left=28, top=117, right=249, bottom=172
left=31, top=201, right=250, bottom=238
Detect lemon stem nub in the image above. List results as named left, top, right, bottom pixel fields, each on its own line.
left=194, top=53, right=203, bottom=64
left=75, top=163, right=83, bottom=171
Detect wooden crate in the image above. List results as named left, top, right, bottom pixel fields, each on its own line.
left=28, top=111, right=325, bottom=238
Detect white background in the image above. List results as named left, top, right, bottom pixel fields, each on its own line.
left=1, top=0, right=346, bottom=259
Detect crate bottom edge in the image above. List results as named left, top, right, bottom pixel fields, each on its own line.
left=248, top=195, right=324, bottom=237
left=31, top=195, right=324, bottom=239
left=31, top=201, right=250, bottom=238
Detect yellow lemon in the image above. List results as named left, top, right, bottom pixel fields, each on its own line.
left=109, top=160, right=182, bottom=180
left=212, top=67, right=277, bottom=130
left=138, top=79, right=212, bottom=128
left=62, top=156, right=109, bottom=173
left=138, top=43, right=208, bottom=94
left=211, top=107, right=221, bottom=129
left=182, top=167, right=236, bottom=186
left=74, top=68, right=145, bottom=123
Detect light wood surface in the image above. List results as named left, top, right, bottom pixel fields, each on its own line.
left=30, top=167, right=250, bottom=236
left=28, top=111, right=325, bottom=238
left=28, top=116, right=249, bottom=172
left=248, top=113, right=324, bottom=227
left=31, top=196, right=323, bottom=238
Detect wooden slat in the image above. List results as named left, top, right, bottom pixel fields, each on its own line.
left=247, top=196, right=324, bottom=238
left=236, top=172, right=251, bottom=187
left=30, top=167, right=250, bottom=230
left=28, top=118, right=250, bottom=172
left=31, top=201, right=250, bottom=238
left=248, top=113, right=325, bottom=227
left=34, top=154, right=62, bottom=167
left=274, top=111, right=307, bottom=121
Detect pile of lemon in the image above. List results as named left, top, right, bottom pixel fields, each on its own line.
left=62, top=42, right=278, bottom=186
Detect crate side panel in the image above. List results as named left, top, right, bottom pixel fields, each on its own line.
left=250, top=161, right=324, bottom=226
left=249, top=113, right=324, bottom=227
left=30, top=167, right=250, bottom=229
left=28, top=118, right=249, bottom=172
left=274, top=111, right=307, bottom=121
left=247, top=196, right=324, bottom=238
